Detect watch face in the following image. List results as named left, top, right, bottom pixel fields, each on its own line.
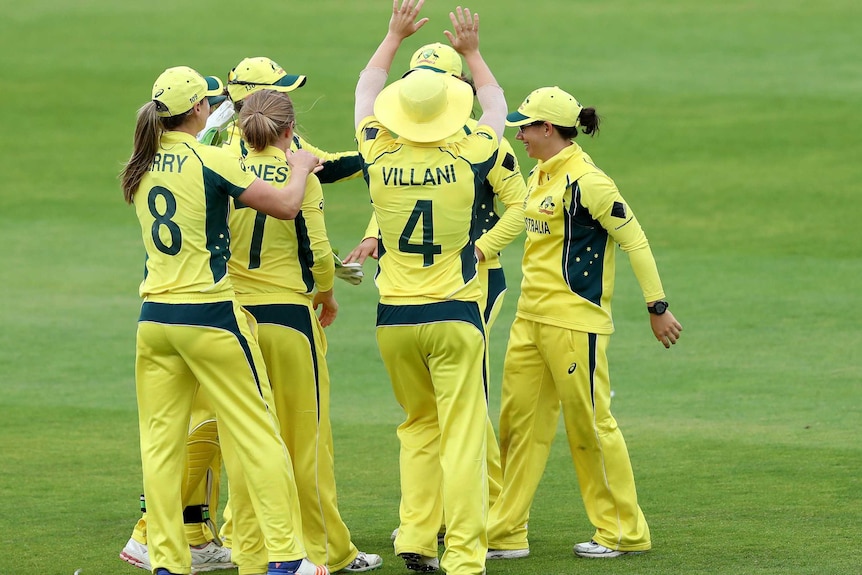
left=650, top=301, right=668, bottom=314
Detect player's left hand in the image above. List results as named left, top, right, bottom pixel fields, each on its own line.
left=650, top=310, right=682, bottom=349
left=313, top=289, right=338, bottom=327
left=444, top=6, right=480, bottom=55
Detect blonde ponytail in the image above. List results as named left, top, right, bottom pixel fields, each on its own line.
left=239, top=91, right=296, bottom=152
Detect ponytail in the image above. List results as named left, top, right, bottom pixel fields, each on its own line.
left=239, top=91, right=296, bottom=152
left=553, top=106, right=600, bottom=141
left=120, top=103, right=196, bottom=203
left=577, top=107, right=600, bottom=136
left=120, top=102, right=161, bottom=204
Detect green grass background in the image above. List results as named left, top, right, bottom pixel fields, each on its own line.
left=1, top=0, right=860, bottom=574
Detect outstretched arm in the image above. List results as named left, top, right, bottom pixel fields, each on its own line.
left=355, top=0, right=429, bottom=128
left=444, top=7, right=506, bottom=140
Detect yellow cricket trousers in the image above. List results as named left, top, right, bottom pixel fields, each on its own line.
left=377, top=301, right=489, bottom=575
left=487, top=317, right=651, bottom=552
left=135, top=300, right=305, bottom=573
left=222, top=301, right=359, bottom=573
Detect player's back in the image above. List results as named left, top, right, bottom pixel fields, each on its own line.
left=229, top=147, right=329, bottom=299
left=369, top=143, right=482, bottom=304
left=133, top=131, right=253, bottom=301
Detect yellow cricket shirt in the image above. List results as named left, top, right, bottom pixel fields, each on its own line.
left=360, top=121, right=525, bottom=269
left=134, top=131, right=255, bottom=302
left=228, top=145, right=334, bottom=303
left=356, top=116, right=500, bottom=304
left=221, top=122, right=362, bottom=184
left=517, top=142, right=665, bottom=334
left=466, top=119, right=526, bottom=268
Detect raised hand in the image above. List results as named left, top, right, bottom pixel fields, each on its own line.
left=388, top=0, right=429, bottom=41
left=444, top=6, right=480, bottom=56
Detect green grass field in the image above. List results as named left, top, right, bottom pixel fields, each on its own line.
left=1, top=1, right=860, bottom=574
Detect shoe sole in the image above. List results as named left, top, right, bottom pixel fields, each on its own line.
left=487, top=549, right=530, bottom=560
left=120, top=551, right=150, bottom=570
left=574, top=550, right=642, bottom=558
left=400, top=553, right=439, bottom=573
left=340, top=560, right=382, bottom=573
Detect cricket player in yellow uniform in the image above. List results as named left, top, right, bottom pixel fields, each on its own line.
left=347, top=41, right=525, bottom=541
left=120, top=65, right=327, bottom=575
left=121, top=56, right=366, bottom=573
left=354, top=3, right=507, bottom=575
left=484, top=87, right=683, bottom=560
left=223, top=89, right=382, bottom=574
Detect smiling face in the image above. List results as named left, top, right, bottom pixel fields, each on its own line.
left=515, top=120, right=548, bottom=160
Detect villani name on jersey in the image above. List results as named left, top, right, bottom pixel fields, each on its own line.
left=249, top=163, right=289, bottom=184
left=150, top=153, right=188, bottom=173
left=525, top=216, right=551, bottom=235
left=381, top=164, right=456, bottom=187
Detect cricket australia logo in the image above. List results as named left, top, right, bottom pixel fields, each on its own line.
left=538, top=196, right=556, bottom=215
left=415, top=48, right=439, bottom=66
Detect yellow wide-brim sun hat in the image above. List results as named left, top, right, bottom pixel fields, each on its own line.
left=374, top=69, right=473, bottom=143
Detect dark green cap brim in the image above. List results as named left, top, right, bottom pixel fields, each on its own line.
left=505, top=110, right=532, bottom=127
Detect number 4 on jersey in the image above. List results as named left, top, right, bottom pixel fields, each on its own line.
left=399, top=200, right=442, bottom=267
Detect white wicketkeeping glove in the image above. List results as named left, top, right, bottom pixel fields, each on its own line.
left=196, top=100, right=236, bottom=145
left=334, top=254, right=364, bottom=286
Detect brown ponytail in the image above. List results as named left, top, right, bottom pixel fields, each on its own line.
left=120, top=102, right=161, bottom=203
left=578, top=107, right=600, bottom=136
left=554, top=107, right=600, bottom=141
left=120, top=103, right=192, bottom=203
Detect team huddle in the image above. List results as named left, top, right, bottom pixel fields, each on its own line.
left=118, top=2, right=683, bottom=575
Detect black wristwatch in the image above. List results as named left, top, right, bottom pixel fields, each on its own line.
left=648, top=300, right=669, bottom=315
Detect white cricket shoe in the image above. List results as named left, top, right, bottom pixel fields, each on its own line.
left=120, top=538, right=150, bottom=570
left=340, top=551, right=383, bottom=572
left=399, top=553, right=439, bottom=573
left=119, top=538, right=234, bottom=572
left=573, top=540, right=641, bottom=558
left=190, top=541, right=235, bottom=572
left=486, top=548, right=530, bottom=559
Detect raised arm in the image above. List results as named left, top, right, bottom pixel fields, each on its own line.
left=355, top=0, right=429, bottom=128
left=444, top=7, right=506, bottom=140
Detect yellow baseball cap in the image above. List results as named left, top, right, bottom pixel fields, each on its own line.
left=374, top=69, right=473, bottom=143
left=151, top=66, right=224, bottom=118
left=506, top=86, right=583, bottom=128
left=226, top=57, right=307, bottom=101
left=408, top=42, right=462, bottom=77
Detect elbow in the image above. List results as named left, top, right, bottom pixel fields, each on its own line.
left=272, top=204, right=301, bottom=220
